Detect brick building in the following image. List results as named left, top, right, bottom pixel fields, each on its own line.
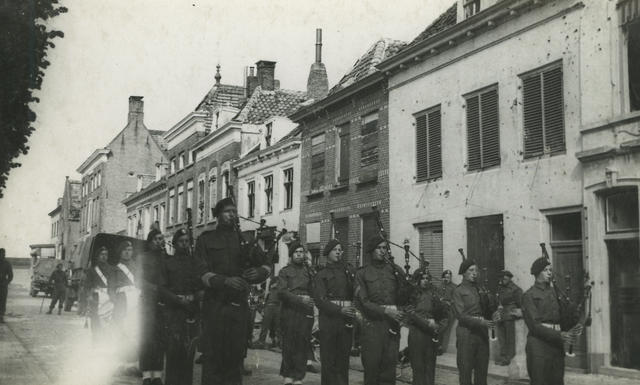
left=291, top=38, right=406, bottom=267
left=123, top=172, right=167, bottom=240
left=379, top=0, right=640, bottom=379
left=48, top=200, right=61, bottom=259
left=76, top=96, right=166, bottom=251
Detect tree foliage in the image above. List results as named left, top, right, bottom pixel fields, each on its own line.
left=0, top=0, right=67, bottom=198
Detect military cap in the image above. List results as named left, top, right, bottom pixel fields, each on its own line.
left=323, top=239, right=341, bottom=256
left=172, top=228, right=189, bottom=246
left=146, top=229, right=162, bottom=243
left=530, top=257, right=550, bottom=277
left=212, top=197, right=236, bottom=217
left=288, top=240, right=304, bottom=257
left=458, top=258, right=477, bottom=275
left=501, top=270, right=513, bottom=278
left=442, top=269, right=452, bottom=278
left=365, top=235, right=386, bottom=254
left=412, top=267, right=432, bottom=282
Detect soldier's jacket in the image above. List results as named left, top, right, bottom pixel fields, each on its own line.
left=194, top=224, right=269, bottom=302
left=355, top=259, right=411, bottom=321
left=452, top=280, right=486, bottom=331
left=0, top=258, right=13, bottom=286
left=522, top=282, right=563, bottom=347
left=409, top=286, right=449, bottom=335
left=49, top=270, right=67, bottom=291
left=164, top=251, right=202, bottom=296
left=442, top=281, right=456, bottom=302
left=85, top=261, right=114, bottom=290
left=111, top=259, right=137, bottom=290
left=313, top=261, right=356, bottom=317
left=278, top=264, right=312, bottom=311
left=498, top=281, right=523, bottom=320
left=264, top=289, right=280, bottom=307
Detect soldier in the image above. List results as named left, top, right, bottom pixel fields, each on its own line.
left=278, top=241, right=314, bottom=385
left=495, top=270, right=523, bottom=366
left=452, top=259, right=494, bottom=385
left=164, top=229, right=203, bottom=385
left=0, top=248, right=13, bottom=323
left=255, top=279, right=281, bottom=350
left=313, top=239, right=357, bottom=385
left=356, top=235, right=412, bottom=385
left=195, top=197, right=270, bottom=385
left=439, top=269, right=456, bottom=353
left=522, top=257, right=575, bottom=385
left=407, top=268, right=449, bottom=385
left=46, top=263, right=67, bottom=315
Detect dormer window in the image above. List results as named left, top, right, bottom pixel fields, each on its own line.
left=265, top=122, right=273, bottom=147
left=464, top=0, right=480, bottom=19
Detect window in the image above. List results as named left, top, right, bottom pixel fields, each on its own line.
left=265, top=122, right=273, bottom=147
left=463, top=0, right=480, bottom=19
left=209, top=173, right=218, bottom=221
left=606, top=189, right=639, bottom=233
left=264, top=175, right=273, bottom=214
left=159, top=203, right=165, bottom=232
left=198, top=178, right=205, bottom=223
left=415, top=106, right=442, bottom=181
left=628, top=20, right=640, bottom=111
left=466, top=87, right=500, bottom=171
left=187, top=151, right=193, bottom=165
left=283, top=168, right=294, bottom=210
left=247, top=181, right=255, bottom=218
left=144, top=206, right=150, bottom=235
left=97, top=171, right=101, bottom=187
left=222, top=171, right=230, bottom=198
left=179, top=153, right=185, bottom=170
left=336, top=123, right=350, bottom=184
left=168, top=188, right=175, bottom=224
left=311, top=133, right=326, bottom=190
left=522, top=64, right=565, bottom=158
left=153, top=205, right=159, bottom=223
left=170, top=158, right=176, bottom=174
left=360, top=112, right=379, bottom=169
left=187, top=180, right=194, bottom=211
left=177, top=185, right=184, bottom=222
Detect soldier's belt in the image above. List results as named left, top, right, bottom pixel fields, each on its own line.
left=542, top=323, right=561, bottom=331
left=470, top=316, right=484, bottom=320
left=381, top=305, right=397, bottom=311
left=298, top=294, right=311, bottom=300
left=330, top=300, right=352, bottom=307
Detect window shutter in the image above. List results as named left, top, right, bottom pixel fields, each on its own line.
left=360, top=113, right=379, bottom=169
left=339, top=129, right=350, bottom=183
left=481, top=89, right=500, bottom=168
left=428, top=109, right=442, bottom=179
left=311, top=134, right=326, bottom=190
left=467, top=95, right=482, bottom=171
left=523, top=75, right=543, bottom=158
left=415, top=114, right=429, bottom=181
left=542, top=66, right=565, bottom=154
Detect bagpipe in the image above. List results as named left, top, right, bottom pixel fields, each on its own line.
left=540, top=243, right=594, bottom=357
left=458, top=248, right=501, bottom=341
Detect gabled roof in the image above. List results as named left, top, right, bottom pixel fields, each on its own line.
left=196, top=83, right=247, bottom=112
left=405, top=3, right=457, bottom=50
left=235, top=86, right=307, bottom=124
left=329, top=38, right=407, bottom=94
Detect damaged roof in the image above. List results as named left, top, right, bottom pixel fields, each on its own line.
left=405, top=3, right=458, bottom=50
left=235, top=86, right=308, bottom=124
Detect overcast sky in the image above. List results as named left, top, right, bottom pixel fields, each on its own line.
left=0, top=0, right=453, bottom=259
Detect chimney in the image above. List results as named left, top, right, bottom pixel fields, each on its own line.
left=128, top=96, right=144, bottom=124
left=306, top=28, right=329, bottom=100
left=256, top=60, right=276, bottom=91
left=246, top=66, right=259, bottom=97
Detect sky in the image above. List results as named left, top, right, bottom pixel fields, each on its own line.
left=0, top=0, right=454, bottom=259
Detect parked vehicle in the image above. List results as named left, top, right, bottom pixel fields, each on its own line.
left=30, top=258, right=58, bottom=297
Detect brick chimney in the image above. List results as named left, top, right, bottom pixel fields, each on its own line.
left=307, top=29, right=329, bottom=100
left=246, top=66, right=259, bottom=97
left=256, top=60, right=276, bottom=91
left=128, top=96, right=144, bottom=124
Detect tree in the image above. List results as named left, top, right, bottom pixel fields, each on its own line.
left=0, top=0, right=67, bottom=198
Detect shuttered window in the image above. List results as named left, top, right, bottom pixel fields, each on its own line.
left=336, top=123, right=350, bottom=184
left=522, top=65, right=565, bottom=158
left=418, top=221, right=443, bottom=285
left=360, top=112, right=379, bottom=169
left=466, top=87, right=500, bottom=171
left=415, top=107, right=442, bottom=182
left=311, top=134, right=326, bottom=190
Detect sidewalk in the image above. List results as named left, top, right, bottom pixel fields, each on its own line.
left=0, top=321, right=51, bottom=384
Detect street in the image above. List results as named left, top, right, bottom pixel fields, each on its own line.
left=1, top=267, right=637, bottom=385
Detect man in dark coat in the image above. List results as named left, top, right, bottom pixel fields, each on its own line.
left=313, top=239, right=357, bottom=385
left=195, top=197, right=270, bottom=385
left=355, top=235, right=412, bottom=385
left=522, top=257, right=576, bottom=385
left=278, top=241, right=315, bottom=385
left=452, top=259, right=495, bottom=385
left=0, top=248, right=13, bottom=323
left=47, top=263, right=67, bottom=315
left=495, top=270, right=523, bottom=365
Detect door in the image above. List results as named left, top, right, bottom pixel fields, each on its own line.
left=466, top=214, right=504, bottom=294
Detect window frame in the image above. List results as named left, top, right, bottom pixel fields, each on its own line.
left=264, top=174, right=274, bottom=214
left=247, top=180, right=256, bottom=218
left=464, top=84, right=501, bottom=172
left=414, top=105, right=442, bottom=182
left=283, top=167, right=294, bottom=210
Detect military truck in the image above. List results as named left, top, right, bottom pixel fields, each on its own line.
left=30, top=258, right=58, bottom=297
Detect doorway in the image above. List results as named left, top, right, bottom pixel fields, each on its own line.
left=466, top=214, right=504, bottom=294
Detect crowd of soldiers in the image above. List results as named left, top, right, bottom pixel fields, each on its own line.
left=68, top=196, right=582, bottom=385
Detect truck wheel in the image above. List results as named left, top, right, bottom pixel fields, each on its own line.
left=30, top=289, right=38, bottom=297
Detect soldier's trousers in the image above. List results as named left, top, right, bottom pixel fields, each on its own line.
left=139, top=300, right=166, bottom=372
left=258, top=304, right=280, bottom=343
left=497, top=320, right=515, bottom=363
left=49, top=288, right=66, bottom=310
left=361, top=318, right=400, bottom=385
left=0, top=285, right=7, bottom=315
left=318, top=314, right=352, bottom=385
left=455, top=326, right=489, bottom=385
left=408, top=327, right=437, bottom=385
left=201, top=299, right=248, bottom=385
left=165, top=307, right=198, bottom=385
left=525, top=335, right=564, bottom=385
left=280, top=305, right=313, bottom=381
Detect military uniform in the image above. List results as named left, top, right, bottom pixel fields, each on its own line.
left=278, top=263, right=314, bottom=383
left=48, top=269, right=67, bottom=313
left=440, top=280, right=456, bottom=353
left=0, top=254, right=13, bottom=322
left=163, top=248, right=202, bottom=385
left=85, top=260, right=115, bottom=342
left=522, top=281, right=565, bottom=385
left=195, top=223, right=269, bottom=385
left=257, top=287, right=281, bottom=348
left=452, top=280, right=489, bottom=385
left=496, top=280, right=523, bottom=364
left=313, top=261, right=356, bottom=385
left=407, top=285, right=449, bottom=385
left=355, top=259, right=410, bottom=385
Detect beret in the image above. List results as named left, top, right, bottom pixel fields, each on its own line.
left=458, top=259, right=477, bottom=275
left=212, top=197, right=236, bottom=217
left=530, top=257, right=550, bottom=277
left=366, top=235, right=386, bottom=254
left=323, top=239, right=341, bottom=257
